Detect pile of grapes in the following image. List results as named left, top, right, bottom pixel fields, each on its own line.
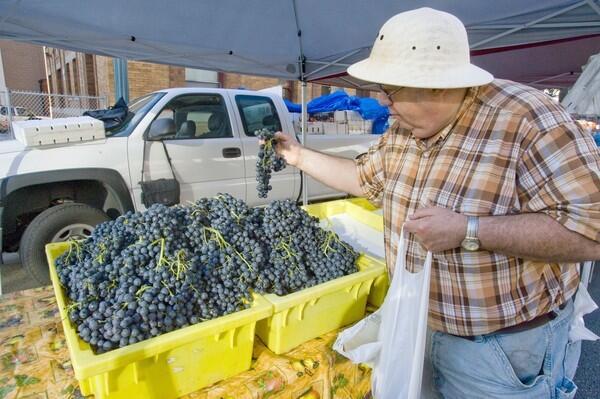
left=256, top=128, right=286, bottom=198
left=56, top=195, right=358, bottom=353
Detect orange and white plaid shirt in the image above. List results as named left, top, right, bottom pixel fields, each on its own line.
left=356, top=79, right=600, bottom=336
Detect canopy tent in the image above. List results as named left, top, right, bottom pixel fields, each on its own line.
left=1, top=0, right=600, bottom=83
left=2, top=0, right=600, bottom=202
left=561, top=52, right=600, bottom=116
left=314, top=34, right=600, bottom=89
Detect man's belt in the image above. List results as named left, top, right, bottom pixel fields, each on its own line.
left=461, top=301, right=567, bottom=341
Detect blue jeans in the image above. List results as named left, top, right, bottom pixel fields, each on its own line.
left=426, top=300, right=580, bottom=399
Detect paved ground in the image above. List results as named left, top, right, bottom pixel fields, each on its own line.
left=574, top=268, right=600, bottom=398
left=1, top=255, right=599, bottom=397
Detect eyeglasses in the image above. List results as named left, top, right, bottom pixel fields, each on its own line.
left=378, top=84, right=403, bottom=103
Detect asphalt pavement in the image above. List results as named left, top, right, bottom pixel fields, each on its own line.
left=574, top=267, right=600, bottom=398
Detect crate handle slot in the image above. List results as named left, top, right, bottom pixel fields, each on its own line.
left=229, top=326, right=240, bottom=348
left=352, top=283, right=363, bottom=299
left=103, top=372, right=111, bottom=395
left=297, top=302, right=308, bottom=321
left=281, top=308, right=291, bottom=327
left=132, top=361, right=140, bottom=384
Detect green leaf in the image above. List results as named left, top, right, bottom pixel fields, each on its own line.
left=0, top=385, right=15, bottom=399
left=14, top=374, right=41, bottom=387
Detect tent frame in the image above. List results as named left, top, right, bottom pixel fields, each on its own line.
left=307, top=0, right=600, bottom=89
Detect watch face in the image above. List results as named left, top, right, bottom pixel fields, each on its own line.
left=462, top=239, right=480, bottom=251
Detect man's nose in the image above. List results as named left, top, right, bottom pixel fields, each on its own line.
left=377, top=92, right=392, bottom=107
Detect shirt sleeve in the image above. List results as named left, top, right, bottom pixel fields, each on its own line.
left=355, top=131, right=390, bottom=202
left=517, top=120, right=600, bottom=242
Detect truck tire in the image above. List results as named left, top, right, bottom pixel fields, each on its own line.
left=20, top=203, right=109, bottom=285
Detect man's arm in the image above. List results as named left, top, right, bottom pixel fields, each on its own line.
left=274, top=132, right=364, bottom=197
left=404, top=207, right=600, bottom=262
left=479, top=212, right=600, bottom=262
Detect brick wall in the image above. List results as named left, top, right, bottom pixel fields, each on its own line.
left=220, top=73, right=281, bottom=92
left=169, top=66, right=185, bottom=88
left=94, top=55, right=113, bottom=103
left=0, top=40, right=45, bottom=91
left=85, top=54, right=97, bottom=96
left=128, top=61, right=170, bottom=99
left=89, top=56, right=370, bottom=105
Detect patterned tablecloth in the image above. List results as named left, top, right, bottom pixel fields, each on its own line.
left=0, top=286, right=372, bottom=399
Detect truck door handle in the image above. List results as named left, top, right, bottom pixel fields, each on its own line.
left=222, top=147, right=241, bottom=158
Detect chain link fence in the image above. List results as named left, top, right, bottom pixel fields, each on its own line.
left=0, top=90, right=107, bottom=139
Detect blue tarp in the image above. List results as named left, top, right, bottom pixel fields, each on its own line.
left=284, top=98, right=301, bottom=114
left=285, top=90, right=389, bottom=134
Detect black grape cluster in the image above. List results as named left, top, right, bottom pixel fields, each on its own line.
left=256, top=128, right=286, bottom=198
left=256, top=200, right=358, bottom=295
left=56, top=194, right=357, bottom=353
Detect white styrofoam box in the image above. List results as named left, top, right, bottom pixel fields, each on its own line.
left=12, top=116, right=105, bottom=147
left=319, top=214, right=385, bottom=260
left=334, top=110, right=347, bottom=122
left=307, top=122, right=323, bottom=134
left=292, top=120, right=302, bottom=135
left=323, top=122, right=338, bottom=135
left=347, top=120, right=373, bottom=135
left=337, top=123, right=348, bottom=135
left=346, top=110, right=363, bottom=121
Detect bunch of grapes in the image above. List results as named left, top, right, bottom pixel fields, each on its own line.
left=56, top=194, right=357, bottom=354
left=256, top=128, right=286, bottom=198
left=256, top=200, right=358, bottom=295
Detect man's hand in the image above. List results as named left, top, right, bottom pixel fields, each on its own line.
left=404, top=207, right=468, bottom=252
left=273, top=132, right=303, bottom=167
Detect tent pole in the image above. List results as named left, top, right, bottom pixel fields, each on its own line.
left=301, top=80, right=308, bottom=206
left=113, top=58, right=129, bottom=103
left=470, top=1, right=587, bottom=49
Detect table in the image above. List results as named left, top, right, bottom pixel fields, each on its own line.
left=0, top=287, right=372, bottom=399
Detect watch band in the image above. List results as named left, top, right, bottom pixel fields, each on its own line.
left=466, top=216, right=479, bottom=239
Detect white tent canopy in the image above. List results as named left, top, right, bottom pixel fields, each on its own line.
left=562, top=52, right=600, bottom=116
left=1, top=0, right=600, bottom=83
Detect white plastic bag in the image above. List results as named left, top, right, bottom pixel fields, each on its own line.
left=568, top=281, right=599, bottom=342
left=334, top=227, right=433, bottom=399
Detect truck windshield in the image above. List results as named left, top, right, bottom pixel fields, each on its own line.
left=106, top=92, right=165, bottom=137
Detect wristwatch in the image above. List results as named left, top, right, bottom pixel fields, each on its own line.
left=461, top=216, right=480, bottom=251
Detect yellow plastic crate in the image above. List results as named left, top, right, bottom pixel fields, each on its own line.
left=46, top=242, right=273, bottom=399
left=304, top=199, right=383, bottom=232
left=256, top=255, right=384, bottom=354
left=346, top=197, right=380, bottom=212
left=304, top=199, right=389, bottom=308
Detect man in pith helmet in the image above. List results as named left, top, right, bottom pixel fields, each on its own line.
left=275, top=7, right=600, bottom=398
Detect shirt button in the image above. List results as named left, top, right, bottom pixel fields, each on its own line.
left=423, top=151, right=430, bottom=158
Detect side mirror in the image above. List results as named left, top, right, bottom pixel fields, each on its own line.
left=147, top=118, right=176, bottom=140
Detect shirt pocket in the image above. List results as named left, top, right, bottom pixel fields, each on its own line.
left=421, top=167, right=519, bottom=217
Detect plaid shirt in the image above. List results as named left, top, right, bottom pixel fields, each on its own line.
left=356, top=79, right=600, bottom=336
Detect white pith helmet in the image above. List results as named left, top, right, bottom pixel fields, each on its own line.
left=347, top=7, right=494, bottom=89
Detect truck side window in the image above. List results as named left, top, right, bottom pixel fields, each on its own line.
left=155, top=94, right=233, bottom=139
left=235, top=95, right=282, bottom=137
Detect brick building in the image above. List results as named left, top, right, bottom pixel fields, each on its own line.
left=0, top=40, right=46, bottom=92
left=5, top=42, right=365, bottom=105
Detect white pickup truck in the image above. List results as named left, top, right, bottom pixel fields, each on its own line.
left=0, top=88, right=377, bottom=284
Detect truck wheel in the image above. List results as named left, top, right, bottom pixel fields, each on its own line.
left=20, top=203, right=109, bottom=285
